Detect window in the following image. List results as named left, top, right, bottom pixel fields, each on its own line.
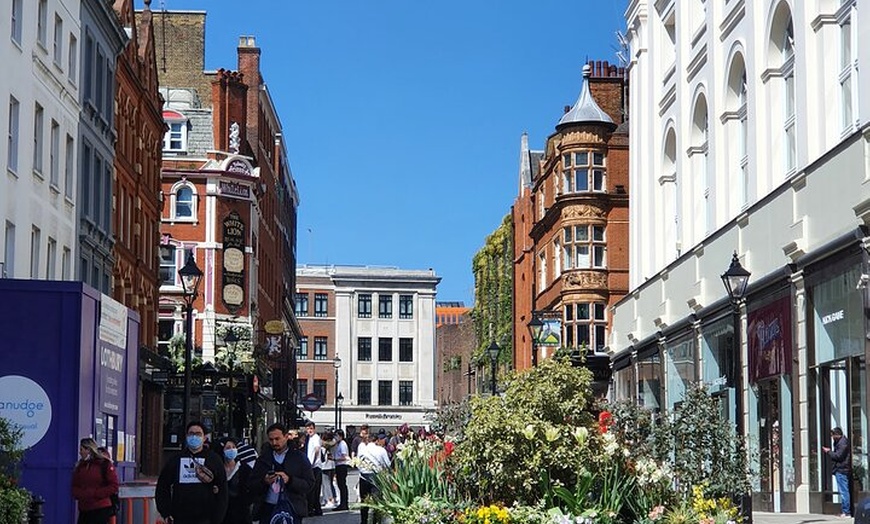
left=562, top=225, right=606, bottom=270
left=379, top=294, right=392, bottom=318
left=296, top=336, right=308, bottom=360
left=159, top=245, right=176, bottom=285
left=37, top=0, right=47, bottom=48
left=173, top=185, right=194, bottom=219
left=378, top=380, right=392, bottom=406
left=82, top=143, right=91, bottom=214
left=294, top=294, right=309, bottom=316
left=163, top=121, right=188, bottom=152
left=399, top=295, right=413, bottom=319
left=554, top=239, right=561, bottom=279
left=357, top=380, right=372, bottom=405
left=297, top=379, right=308, bottom=401
left=538, top=251, right=546, bottom=290
left=4, top=221, right=15, bottom=277
left=313, top=380, right=327, bottom=402
left=564, top=302, right=607, bottom=352
left=358, top=293, right=372, bottom=318
left=738, top=71, right=749, bottom=206
left=93, top=156, right=102, bottom=225
left=399, top=338, right=413, bottom=362
left=314, top=337, right=327, bottom=361
left=378, top=338, right=392, bottom=362
left=30, top=226, right=40, bottom=278
left=314, top=293, right=328, bottom=317
left=68, top=34, right=77, bottom=82
left=64, top=135, right=74, bottom=198
left=84, top=35, right=93, bottom=100
left=157, top=319, right=174, bottom=354
left=838, top=5, right=856, bottom=133
left=399, top=381, right=413, bottom=406
left=95, top=49, right=104, bottom=112
left=61, top=246, right=70, bottom=278
left=46, top=237, right=56, bottom=279
left=33, top=103, right=44, bottom=175
left=358, top=337, right=372, bottom=362
left=53, top=15, right=63, bottom=65
left=782, top=18, right=796, bottom=175
left=11, top=0, right=22, bottom=44
left=7, top=96, right=19, bottom=173
left=562, top=150, right=605, bottom=193
left=49, top=120, right=59, bottom=186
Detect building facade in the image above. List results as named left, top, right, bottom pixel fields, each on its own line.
left=78, top=0, right=126, bottom=294
left=611, top=0, right=870, bottom=514
left=513, top=61, right=630, bottom=380
left=296, top=265, right=440, bottom=431
left=434, top=301, right=475, bottom=404
left=1, top=0, right=81, bottom=282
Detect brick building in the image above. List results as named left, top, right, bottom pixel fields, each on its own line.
left=434, top=302, right=476, bottom=404
left=111, top=0, right=165, bottom=476
left=154, top=11, right=301, bottom=445
left=512, top=61, right=629, bottom=379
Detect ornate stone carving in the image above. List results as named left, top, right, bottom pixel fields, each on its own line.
left=229, top=122, right=241, bottom=154
left=562, top=205, right=606, bottom=220
left=563, top=270, right=608, bottom=290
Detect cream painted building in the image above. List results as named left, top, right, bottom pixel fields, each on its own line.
left=612, top=0, right=870, bottom=514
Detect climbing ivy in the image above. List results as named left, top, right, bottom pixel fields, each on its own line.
left=471, top=214, right=513, bottom=365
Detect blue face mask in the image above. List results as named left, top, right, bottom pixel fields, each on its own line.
left=224, top=448, right=238, bottom=461
left=186, top=435, right=204, bottom=450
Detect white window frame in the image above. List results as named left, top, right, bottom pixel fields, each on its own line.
left=37, top=0, right=48, bottom=49
left=163, top=119, right=189, bottom=153
left=563, top=224, right=607, bottom=270
left=50, top=119, right=59, bottom=187
left=33, top=103, right=44, bottom=176
left=837, top=3, right=858, bottom=134
left=3, top=221, right=15, bottom=277
left=782, top=20, right=796, bottom=176
left=53, top=14, right=63, bottom=67
left=30, top=225, right=41, bottom=278
left=170, top=181, right=197, bottom=221
left=11, top=0, right=23, bottom=45
left=7, top=96, right=19, bottom=174
left=538, top=250, right=546, bottom=290
left=46, top=237, right=56, bottom=279
left=564, top=302, right=608, bottom=352
left=68, top=34, right=77, bottom=84
left=64, top=134, right=74, bottom=199
left=562, top=150, right=606, bottom=193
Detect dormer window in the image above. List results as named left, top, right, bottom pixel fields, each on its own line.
left=162, top=110, right=189, bottom=153
left=170, top=181, right=197, bottom=221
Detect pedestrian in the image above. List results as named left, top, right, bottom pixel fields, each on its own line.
left=71, top=438, right=118, bottom=524
left=357, top=430, right=391, bottom=524
left=303, top=421, right=323, bottom=516
left=155, top=421, right=228, bottom=524
left=220, top=437, right=253, bottom=524
left=350, top=424, right=369, bottom=458
left=247, top=424, right=314, bottom=523
left=95, top=447, right=120, bottom=524
left=320, top=429, right=337, bottom=509
left=331, top=429, right=350, bottom=512
left=823, top=426, right=852, bottom=518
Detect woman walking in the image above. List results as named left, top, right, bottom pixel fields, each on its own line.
left=71, top=438, right=118, bottom=524
left=221, top=437, right=253, bottom=524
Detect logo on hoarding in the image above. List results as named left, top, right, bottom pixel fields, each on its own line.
left=0, top=375, right=52, bottom=448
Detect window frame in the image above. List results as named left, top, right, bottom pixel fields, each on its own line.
left=52, top=14, right=63, bottom=67
left=399, top=338, right=413, bottom=362
left=563, top=302, right=608, bottom=352
left=7, top=96, right=19, bottom=175
left=11, top=0, right=23, bottom=45
left=314, top=293, right=328, bottom=317
left=171, top=183, right=196, bottom=221
left=357, top=380, right=372, bottom=405
left=49, top=119, right=59, bottom=187
left=399, top=294, right=413, bottom=319
left=313, top=380, right=327, bottom=402
left=378, top=380, right=392, bottom=406
left=37, top=0, right=48, bottom=49
left=357, top=337, right=372, bottom=362
left=294, top=294, right=309, bottom=317
left=163, top=119, right=189, bottom=153
left=158, top=244, right=177, bottom=286
left=358, top=293, right=372, bottom=318
left=378, top=337, right=392, bottom=362
left=33, top=103, right=44, bottom=176
left=399, top=381, right=413, bottom=406
left=562, top=224, right=607, bottom=270
left=562, top=149, right=607, bottom=193
left=297, top=336, right=308, bottom=360
left=313, top=336, right=328, bottom=361
left=378, top=294, right=393, bottom=319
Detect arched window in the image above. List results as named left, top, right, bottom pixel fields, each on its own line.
left=782, top=18, right=796, bottom=173
left=726, top=51, right=750, bottom=210
left=838, top=1, right=857, bottom=133
left=171, top=182, right=196, bottom=221
left=661, top=127, right=679, bottom=259
left=690, top=95, right=711, bottom=240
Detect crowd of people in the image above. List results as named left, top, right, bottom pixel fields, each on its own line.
left=71, top=420, right=427, bottom=524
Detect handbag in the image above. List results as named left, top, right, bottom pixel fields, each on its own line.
left=269, top=478, right=299, bottom=524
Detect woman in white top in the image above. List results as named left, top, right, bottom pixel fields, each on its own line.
left=357, top=430, right=391, bottom=524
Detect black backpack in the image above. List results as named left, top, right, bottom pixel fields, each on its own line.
left=99, top=459, right=122, bottom=515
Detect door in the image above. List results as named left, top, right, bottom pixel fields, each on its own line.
left=757, top=378, right=781, bottom=511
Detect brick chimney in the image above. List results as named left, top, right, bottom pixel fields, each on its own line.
left=237, top=36, right=261, bottom=157
left=211, top=69, right=249, bottom=153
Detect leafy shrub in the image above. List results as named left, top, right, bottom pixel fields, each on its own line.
left=0, top=417, right=30, bottom=524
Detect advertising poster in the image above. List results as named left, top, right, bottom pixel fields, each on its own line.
left=747, top=294, right=793, bottom=383
left=222, top=211, right=246, bottom=313
left=99, top=296, right=128, bottom=416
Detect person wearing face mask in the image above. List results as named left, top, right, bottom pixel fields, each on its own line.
left=156, top=421, right=228, bottom=524
left=220, top=437, right=253, bottom=524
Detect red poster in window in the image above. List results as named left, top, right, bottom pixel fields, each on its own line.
left=747, top=295, right=793, bottom=383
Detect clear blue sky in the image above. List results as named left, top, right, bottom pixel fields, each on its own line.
left=154, top=1, right=628, bottom=304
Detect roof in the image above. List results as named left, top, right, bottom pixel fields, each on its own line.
left=557, top=64, right=615, bottom=129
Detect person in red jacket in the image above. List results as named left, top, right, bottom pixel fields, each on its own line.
left=71, top=437, right=119, bottom=524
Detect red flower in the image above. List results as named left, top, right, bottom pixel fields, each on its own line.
left=598, top=410, right=613, bottom=434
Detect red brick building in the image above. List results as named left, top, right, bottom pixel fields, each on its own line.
left=435, top=302, right=476, bottom=403
left=155, top=12, right=301, bottom=443
left=111, top=0, right=165, bottom=475
left=513, top=61, right=629, bottom=375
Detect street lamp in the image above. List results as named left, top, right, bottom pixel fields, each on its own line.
left=337, top=392, right=344, bottom=431
left=486, top=342, right=500, bottom=395
left=527, top=314, right=544, bottom=367
left=333, top=355, right=341, bottom=429
left=178, top=252, right=203, bottom=433
left=223, top=329, right=239, bottom=437
left=721, top=251, right=750, bottom=436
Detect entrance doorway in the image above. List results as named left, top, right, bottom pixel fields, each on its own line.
left=757, top=379, right=781, bottom=511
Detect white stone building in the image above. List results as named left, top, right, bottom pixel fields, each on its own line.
left=295, top=265, right=440, bottom=431
left=612, top=0, right=870, bottom=514
left=1, top=0, right=82, bottom=281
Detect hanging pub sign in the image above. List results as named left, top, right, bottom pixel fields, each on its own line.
left=222, top=211, right=245, bottom=314
left=747, top=294, right=793, bottom=383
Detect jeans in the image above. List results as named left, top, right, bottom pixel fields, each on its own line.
left=359, top=473, right=381, bottom=524
left=307, top=467, right=322, bottom=515
left=836, top=471, right=851, bottom=515
left=335, top=465, right=349, bottom=509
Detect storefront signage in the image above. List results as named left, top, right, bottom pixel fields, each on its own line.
left=748, top=295, right=793, bottom=383
left=0, top=375, right=53, bottom=448
left=264, top=319, right=285, bottom=334
left=99, top=295, right=128, bottom=415
left=219, top=180, right=251, bottom=200
left=821, top=309, right=845, bottom=325
left=221, top=211, right=246, bottom=314
left=365, top=413, right=403, bottom=420
left=225, top=158, right=253, bottom=176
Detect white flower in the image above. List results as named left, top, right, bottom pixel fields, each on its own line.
left=573, top=426, right=588, bottom=446
left=522, top=424, right=536, bottom=440
left=544, top=426, right=560, bottom=442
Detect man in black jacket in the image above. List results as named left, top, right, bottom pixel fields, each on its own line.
left=823, top=426, right=852, bottom=518
left=248, top=423, right=315, bottom=523
left=156, top=421, right=228, bottom=524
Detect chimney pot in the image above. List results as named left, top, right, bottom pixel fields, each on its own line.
left=564, top=105, right=571, bottom=114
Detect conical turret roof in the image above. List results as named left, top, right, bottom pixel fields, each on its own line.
left=557, top=64, right=614, bottom=129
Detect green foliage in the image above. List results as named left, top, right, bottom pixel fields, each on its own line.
left=448, top=357, right=597, bottom=505
left=0, top=417, right=30, bottom=524
left=165, top=333, right=202, bottom=372
left=431, top=399, right=472, bottom=442
left=471, top=214, right=513, bottom=362
left=214, top=323, right=255, bottom=374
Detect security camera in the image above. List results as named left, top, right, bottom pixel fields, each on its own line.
left=857, top=274, right=870, bottom=290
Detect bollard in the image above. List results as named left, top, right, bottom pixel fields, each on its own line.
left=27, top=496, right=44, bottom=524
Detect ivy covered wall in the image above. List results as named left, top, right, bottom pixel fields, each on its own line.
left=471, top=214, right=513, bottom=365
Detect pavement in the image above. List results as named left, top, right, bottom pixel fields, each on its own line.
left=753, top=513, right=852, bottom=523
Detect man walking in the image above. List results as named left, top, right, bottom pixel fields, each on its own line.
left=331, top=429, right=350, bottom=511
left=304, top=421, right=324, bottom=516
left=823, top=426, right=852, bottom=518
left=155, top=421, right=228, bottom=524
left=248, top=423, right=315, bottom=523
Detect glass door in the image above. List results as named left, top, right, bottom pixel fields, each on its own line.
left=757, top=379, right=781, bottom=511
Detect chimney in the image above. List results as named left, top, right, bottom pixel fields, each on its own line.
left=211, top=69, right=248, bottom=153
left=564, top=105, right=571, bottom=114
left=237, top=35, right=261, bottom=158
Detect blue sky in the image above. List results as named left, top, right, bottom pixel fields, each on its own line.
left=155, top=1, right=628, bottom=304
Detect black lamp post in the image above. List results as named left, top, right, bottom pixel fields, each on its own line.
left=223, top=329, right=239, bottom=436
left=333, top=355, right=341, bottom=429
left=337, top=392, right=344, bottom=431
left=721, top=251, right=750, bottom=436
left=527, top=315, right=544, bottom=367
left=178, top=252, right=203, bottom=433
left=486, top=342, right=500, bottom=395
